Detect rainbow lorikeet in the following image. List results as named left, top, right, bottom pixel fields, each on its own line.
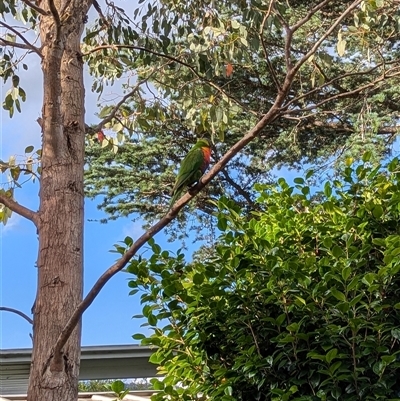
left=169, top=139, right=211, bottom=208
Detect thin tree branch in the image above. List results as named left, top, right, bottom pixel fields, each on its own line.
left=48, top=0, right=61, bottom=39
left=273, top=8, right=293, bottom=71
left=0, top=21, right=42, bottom=57
left=21, top=0, right=49, bottom=16
left=284, top=71, right=400, bottom=115
left=283, top=58, right=400, bottom=109
left=0, top=193, right=39, bottom=226
left=221, top=169, right=255, bottom=207
left=0, top=306, right=33, bottom=325
left=0, top=38, right=37, bottom=52
left=92, top=0, right=107, bottom=21
left=291, top=0, right=333, bottom=32
left=51, top=0, right=368, bottom=364
left=259, top=1, right=280, bottom=91
left=292, top=0, right=363, bottom=75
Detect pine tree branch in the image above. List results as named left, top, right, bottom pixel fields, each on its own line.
left=0, top=21, right=42, bottom=57
left=0, top=193, right=38, bottom=226
left=0, top=306, right=33, bottom=325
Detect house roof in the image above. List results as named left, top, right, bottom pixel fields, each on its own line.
left=0, top=345, right=157, bottom=396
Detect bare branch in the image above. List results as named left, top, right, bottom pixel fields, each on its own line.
left=0, top=38, right=37, bottom=52
left=0, top=21, right=42, bottom=57
left=0, top=306, right=33, bottom=325
left=92, top=0, right=107, bottom=21
left=48, top=0, right=61, bottom=38
left=21, top=0, right=49, bottom=16
left=283, top=71, right=400, bottom=115
left=283, top=58, right=400, bottom=109
left=0, top=193, right=39, bottom=226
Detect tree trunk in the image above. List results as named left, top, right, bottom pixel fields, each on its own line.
left=27, top=3, right=88, bottom=400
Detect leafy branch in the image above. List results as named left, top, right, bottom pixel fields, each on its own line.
left=0, top=21, right=42, bottom=57
left=82, top=44, right=259, bottom=117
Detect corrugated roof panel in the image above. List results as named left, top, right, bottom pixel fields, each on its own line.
left=0, top=345, right=156, bottom=395
left=0, top=391, right=154, bottom=401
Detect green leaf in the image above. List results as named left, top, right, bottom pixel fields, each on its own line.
left=341, top=266, right=351, bottom=281
left=111, top=380, right=125, bottom=394
left=12, top=75, right=19, bottom=87
left=193, top=273, right=204, bottom=285
left=373, top=204, right=383, bottom=219
left=330, top=288, right=346, bottom=302
left=294, top=177, right=304, bottom=184
left=391, top=328, right=400, bottom=340
left=325, top=348, right=338, bottom=364
left=148, top=313, right=157, bottom=326
left=218, top=216, right=228, bottom=231
left=324, top=182, right=332, bottom=197
left=332, top=245, right=343, bottom=258
left=132, top=333, right=146, bottom=340
left=24, top=145, right=34, bottom=153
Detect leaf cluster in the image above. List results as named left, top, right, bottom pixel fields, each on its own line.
left=124, top=155, right=400, bottom=400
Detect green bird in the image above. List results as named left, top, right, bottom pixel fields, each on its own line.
left=169, top=139, right=212, bottom=208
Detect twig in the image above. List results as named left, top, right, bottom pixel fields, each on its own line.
left=92, top=0, right=107, bottom=21
left=0, top=38, right=39, bottom=53
left=0, top=306, right=33, bottom=325
left=291, top=0, right=333, bottom=32
left=0, top=193, right=38, bottom=226
left=273, top=8, right=293, bottom=71
left=21, top=0, right=49, bottom=16
left=259, top=1, right=280, bottom=91
left=221, top=169, right=254, bottom=207
left=0, top=21, right=42, bottom=57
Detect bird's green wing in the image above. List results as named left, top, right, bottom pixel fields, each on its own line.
left=172, top=147, right=205, bottom=195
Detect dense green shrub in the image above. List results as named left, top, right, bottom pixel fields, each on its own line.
left=125, top=155, right=400, bottom=400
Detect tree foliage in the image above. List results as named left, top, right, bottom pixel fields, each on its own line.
left=1, top=1, right=400, bottom=399
left=126, top=155, right=400, bottom=400
left=84, top=0, right=400, bottom=236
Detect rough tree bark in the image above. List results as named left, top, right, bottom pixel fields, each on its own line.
left=27, top=2, right=90, bottom=400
